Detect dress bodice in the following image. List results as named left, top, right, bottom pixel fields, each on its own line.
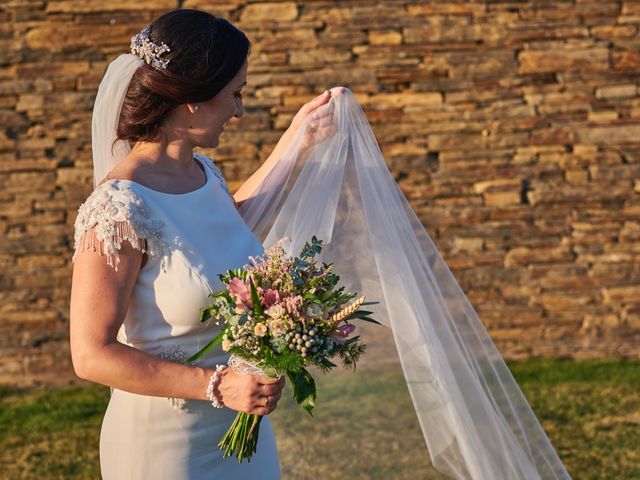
left=73, top=153, right=264, bottom=367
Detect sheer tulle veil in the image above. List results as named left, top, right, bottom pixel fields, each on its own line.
left=238, top=88, right=572, bottom=480
left=91, top=50, right=572, bottom=479
left=91, top=53, right=141, bottom=187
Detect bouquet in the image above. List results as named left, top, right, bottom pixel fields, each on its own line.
left=185, top=236, right=380, bottom=462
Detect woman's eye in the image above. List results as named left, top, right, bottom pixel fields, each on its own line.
left=235, top=92, right=243, bottom=98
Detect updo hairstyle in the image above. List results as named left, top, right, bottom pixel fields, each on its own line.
left=117, top=9, right=251, bottom=144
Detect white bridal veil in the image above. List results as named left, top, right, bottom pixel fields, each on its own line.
left=91, top=54, right=141, bottom=187
left=91, top=52, right=571, bottom=479
left=237, top=88, right=572, bottom=480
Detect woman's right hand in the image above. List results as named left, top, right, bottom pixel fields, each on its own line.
left=216, top=368, right=286, bottom=416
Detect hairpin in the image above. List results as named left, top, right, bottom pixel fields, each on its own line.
left=130, top=26, right=171, bottom=71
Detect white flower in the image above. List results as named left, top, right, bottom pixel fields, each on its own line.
left=222, top=339, right=233, bottom=351
left=266, top=304, right=285, bottom=319
left=267, top=318, right=287, bottom=337
left=254, top=323, right=268, bottom=337
left=305, top=303, right=323, bottom=318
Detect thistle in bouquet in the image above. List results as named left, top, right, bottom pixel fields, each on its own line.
left=186, top=235, right=380, bottom=463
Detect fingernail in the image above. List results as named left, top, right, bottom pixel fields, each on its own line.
left=323, top=90, right=329, bottom=96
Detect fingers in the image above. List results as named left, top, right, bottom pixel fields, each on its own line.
left=251, top=378, right=284, bottom=414
left=311, top=110, right=334, bottom=127
left=258, top=383, right=283, bottom=398
left=328, top=86, right=349, bottom=97
left=312, top=101, right=334, bottom=117
left=255, top=373, right=283, bottom=384
left=302, top=90, right=332, bottom=114
left=308, top=103, right=335, bottom=134
left=314, top=90, right=332, bottom=103
left=221, top=370, right=286, bottom=415
left=249, top=390, right=282, bottom=415
left=273, top=390, right=282, bottom=403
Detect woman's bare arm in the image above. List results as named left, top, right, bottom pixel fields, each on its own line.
left=232, top=128, right=294, bottom=206
left=70, top=232, right=285, bottom=412
left=233, top=89, right=335, bottom=206
left=70, top=236, right=211, bottom=400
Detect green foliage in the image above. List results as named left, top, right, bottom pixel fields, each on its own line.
left=286, top=368, right=317, bottom=416
left=347, top=309, right=383, bottom=325
left=249, top=277, right=264, bottom=317
left=322, top=286, right=357, bottom=310
left=200, top=290, right=235, bottom=323
left=261, top=347, right=304, bottom=375
left=298, top=235, right=323, bottom=261
left=315, top=356, right=338, bottom=374
left=218, top=267, right=247, bottom=285
left=291, top=236, right=325, bottom=288
left=303, top=291, right=321, bottom=304
left=185, top=329, right=225, bottom=365
left=338, top=339, right=367, bottom=370
left=199, top=306, right=212, bottom=322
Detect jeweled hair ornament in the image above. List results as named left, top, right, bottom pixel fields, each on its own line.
left=130, top=26, right=171, bottom=71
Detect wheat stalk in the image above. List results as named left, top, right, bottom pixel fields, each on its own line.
left=328, top=295, right=367, bottom=324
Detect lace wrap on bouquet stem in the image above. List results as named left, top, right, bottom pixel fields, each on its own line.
left=227, top=354, right=282, bottom=379
left=236, top=87, right=572, bottom=480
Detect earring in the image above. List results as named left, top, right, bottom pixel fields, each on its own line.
left=194, top=104, right=200, bottom=112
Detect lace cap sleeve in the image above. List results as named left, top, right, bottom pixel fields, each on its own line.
left=72, top=180, right=164, bottom=271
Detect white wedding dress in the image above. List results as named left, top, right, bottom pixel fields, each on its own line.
left=73, top=152, right=281, bottom=479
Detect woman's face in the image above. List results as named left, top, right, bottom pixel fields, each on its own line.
left=186, top=59, right=248, bottom=148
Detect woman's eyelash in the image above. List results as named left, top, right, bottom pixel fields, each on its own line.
left=235, top=92, right=243, bottom=98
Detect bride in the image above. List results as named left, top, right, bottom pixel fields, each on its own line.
left=69, top=9, right=334, bottom=478
left=71, top=7, right=573, bottom=480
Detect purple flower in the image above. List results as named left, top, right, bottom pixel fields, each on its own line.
left=328, top=323, right=356, bottom=345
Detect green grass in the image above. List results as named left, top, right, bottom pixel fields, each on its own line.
left=1, top=358, right=638, bottom=479
left=0, top=386, right=107, bottom=479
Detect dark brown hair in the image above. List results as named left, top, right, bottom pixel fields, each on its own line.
left=116, top=9, right=251, bottom=144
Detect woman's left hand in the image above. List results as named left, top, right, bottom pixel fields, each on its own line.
left=286, top=88, right=339, bottom=152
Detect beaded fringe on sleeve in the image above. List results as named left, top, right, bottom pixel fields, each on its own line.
left=72, top=181, right=164, bottom=271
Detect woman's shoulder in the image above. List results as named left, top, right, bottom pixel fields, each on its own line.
left=194, top=152, right=230, bottom=194
left=77, top=179, right=156, bottom=225
left=73, top=179, right=164, bottom=270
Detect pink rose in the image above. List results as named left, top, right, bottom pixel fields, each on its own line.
left=261, top=289, right=280, bottom=308
left=328, top=323, right=356, bottom=345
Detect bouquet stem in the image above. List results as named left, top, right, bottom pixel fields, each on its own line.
left=219, top=411, right=263, bottom=463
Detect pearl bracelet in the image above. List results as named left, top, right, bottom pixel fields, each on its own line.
left=206, top=364, right=226, bottom=408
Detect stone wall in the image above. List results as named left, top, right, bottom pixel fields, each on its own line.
left=2, top=0, right=640, bottom=386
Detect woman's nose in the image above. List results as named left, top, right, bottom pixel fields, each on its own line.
left=235, top=103, right=244, bottom=118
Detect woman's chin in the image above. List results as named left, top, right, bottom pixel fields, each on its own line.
left=207, top=135, right=221, bottom=148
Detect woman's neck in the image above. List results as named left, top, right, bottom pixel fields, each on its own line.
left=130, top=139, right=195, bottom=172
